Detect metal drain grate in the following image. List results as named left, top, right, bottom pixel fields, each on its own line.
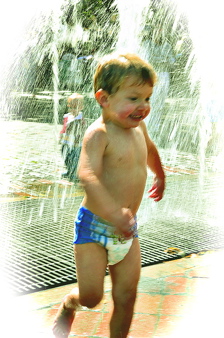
left=139, top=219, right=224, bottom=266
left=1, top=197, right=81, bottom=295
left=1, top=173, right=224, bottom=295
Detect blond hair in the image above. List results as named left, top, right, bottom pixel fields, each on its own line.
left=67, top=93, right=84, bottom=113
left=94, top=53, right=157, bottom=94
left=67, top=93, right=84, bottom=106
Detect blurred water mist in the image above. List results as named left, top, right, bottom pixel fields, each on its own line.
left=0, top=0, right=224, bottom=298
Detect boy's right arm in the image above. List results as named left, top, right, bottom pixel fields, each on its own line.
left=140, top=121, right=165, bottom=201
left=78, top=125, right=135, bottom=237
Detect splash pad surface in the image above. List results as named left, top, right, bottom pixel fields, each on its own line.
left=1, top=0, right=224, bottom=297
left=1, top=121, right=223, bottom=295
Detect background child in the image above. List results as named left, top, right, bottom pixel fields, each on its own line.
left=53, top=53, right=165, bottom=338
left=59, top=93, right=85, bottom=182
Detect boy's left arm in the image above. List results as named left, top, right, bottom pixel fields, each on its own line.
left=147, top=147, right=165, bottom=202
left=141, top=122, right=165, bottom=201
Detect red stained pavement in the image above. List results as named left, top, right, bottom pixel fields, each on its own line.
left=3, top=249, right=224, bottom=338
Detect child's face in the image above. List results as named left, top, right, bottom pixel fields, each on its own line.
left=67, top=99, right=83, bottom=115
left=106, top=77, right=153, bottom=129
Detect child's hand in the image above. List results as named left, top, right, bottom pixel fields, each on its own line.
left=148, top=177, right=165, bottom=202
left=113, top=208, right=135, bottom=239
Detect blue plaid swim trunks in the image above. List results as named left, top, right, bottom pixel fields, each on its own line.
left=73, top=206, right=138, bottom=265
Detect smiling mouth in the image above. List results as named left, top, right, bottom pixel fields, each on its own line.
left=129, top=114, right=143, bottom=120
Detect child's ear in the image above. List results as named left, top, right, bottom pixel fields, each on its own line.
left=95, top=89, right=109, bottom=107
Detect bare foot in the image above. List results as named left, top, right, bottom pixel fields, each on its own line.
left=52, top=295, right=76, bottom=338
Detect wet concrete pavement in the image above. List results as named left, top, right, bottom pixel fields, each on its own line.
left=3, top=249, right=224, bottom=338
left=0, top=119, right=223, bottom=201
left=1, top=119, right=224, bottom=337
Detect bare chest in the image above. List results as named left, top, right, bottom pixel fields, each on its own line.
left=104, top=127, right=147, bottom=168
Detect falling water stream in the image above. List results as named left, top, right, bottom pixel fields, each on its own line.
left=0, top=0, right=224, bottom=305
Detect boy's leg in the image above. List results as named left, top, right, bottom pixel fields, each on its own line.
left=69, top=147, right=81, bottom=181
left=109, top=238, right=141, bottom=338
left=52, top=287, right=79, bottom=338
left=53, top=243, right=107, bottom=338
left=61, top=144, right=70, bottom=178
left=74, top=242, right=108, bottom=308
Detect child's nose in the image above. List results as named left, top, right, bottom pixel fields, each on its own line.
left=139, top=101, right=150, bottom=111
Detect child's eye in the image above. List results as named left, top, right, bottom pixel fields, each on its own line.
left=145, top=97, right=150, bottom=102
left=129, top=97, right=138, bottom=101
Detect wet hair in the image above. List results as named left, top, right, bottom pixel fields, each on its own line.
left=93, top=53, right=157, bottom=94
